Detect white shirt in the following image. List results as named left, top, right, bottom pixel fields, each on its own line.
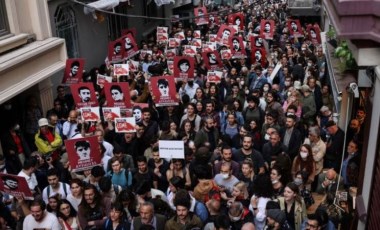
left=42, top=182, right=71, bottom=204
left=62, top=121, right=78, bottom=139
left=18, top=170, right=38, bottom=191
left=102, top=140, right=114, bottom=157
left=23, top=211, right=61, bottom=230
left=179, top=82, right=200, bottom=99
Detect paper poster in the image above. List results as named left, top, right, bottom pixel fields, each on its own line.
left=287, top=19, right=303, bottom=38
left=103, top=82, right=132, bottom=108
left=108, top=39, right=125, bottom=63
left=169, top=38, right=181, bottom=48
left=166, top=49, right=177, bottom=60
left=173, top=56, right=195, bottom=80
left=251, top=35, right=265, bottom=49
left=0, top=173, right=33, bottom=200
left=229, top=36, right=247, bottom=59
left=96, top=74, right=112, bottom=86
left=175, top=31, right=185, bottom=41
left=114, top=64, right=129, bottom=76
left=207, top=71, right=223, bottom=83
left=194, top=6, right=208, bottom=26
left=251, top=47, right=267, bottom=67
left=70, top=83, right=99, bottom=108
left=115, top=117, right=136, bottom=133
left=183, top=45, right=197, bottom=57
left=62, top=58, right=85, bottom=84
left=307, top=24, right=321, bottom=45
left=192, top=39, right=202, bottom=48
left=260, top=19, right=275, bottom=40
left=217, top=25, right=237, bottom=46
left=202, top=50, right=222, bottom=70
left=221, top=49, right=232, bottom=60
left=81, top=107, right=100, bottom=122
left=228, top=13, right=245, bottom=31
left=122, top=33, right=139, bottom=59
left=158, top=140, right=185, bottom=159
left=127, top=103, right=149, bottom=123
left=193, top=30, right=201, bottom=39
left=150, top=76, right=179, bottom=107
left=102, top=107, right=121, bottom=121
left=128, top=60, right=140, bottom=72
left=65, top=136, right=102, bottom=172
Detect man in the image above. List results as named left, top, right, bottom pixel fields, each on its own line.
left=133, top=156, right=158, bottom=190
left=114, top=42, right=122, bottom=55
left=213, top=162, right=239, bottom=194
left=290, top=21, right=298, bottom=32
left=108, top=156, right=131, bottom=189
left=23, top=199, right=61, bottom=230
left=249, top=65, right=267, bottom=90
left=157, top=78, right=170, bottom=97
left=62, top=110, right=79, bottom=139
left=194, top=116, right=219, bottom=152
left=178, top=79, right=200, bottom=100
left=280, top=114, right=302, bottom=160
left=165, top=189, right=203, bottom=230
left=78, top=184, right=111, bottom=229
left=70, top=61, right=80, bottom=77
left=324, top=120, right=345, bottom=172
left=316, top=168, right=344, bottom=194
left=17, top=157, right=39, bottom=194
left=262, top=131, right=288, bottom=169
left=110, top=85, right=124, bottom=102
left=233, top=135, right=265, bottom=175
left=141, top=108, right=159, bottom=146
left=346, top=118, right=363, bottom=145
left=107, top=144, right=134, bottom=172
left=307, top=77, right=323, bottom=112
left=131, top=202, right=166, bottom=230
left=341, top=140, right=361, bottom=188
left=78, top=86, right=91, bottom=103
left=147, top=146, right=170, bottom=192
left=228, top=201, right=253, bottom=230
left=42, top=168, right=71, bottom=204
left=74, top=140, right=91, bottom=161
left=232, top=38, right=241, bottom=52
left=201, top=100, right=221, bottom=128
left=214, top=145, right=240, bottom=177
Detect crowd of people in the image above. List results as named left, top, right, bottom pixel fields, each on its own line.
left=0, top=0, right=366, bottom=229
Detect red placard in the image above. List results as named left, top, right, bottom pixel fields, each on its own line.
left=122, top=33, right=139, bottom=60
left=229, top=36, right=247, bottom=59
left=260, top=20, right=275, bottom=40
left=108, top=39, right=125, bottom=63
left=0, top=173, right=33, bottom=200
left=207, top=71, right=223, bottom=83
left=65, top=136, right=102, bottom=172
left=251, top=47, right=267, bottom=67
left=102, top=107, right=121, bottom=121
left=251, top=35, right=265, bottom=49
left=194, top=7, right=208, bottom=25
left=81, top=107, right=100, bottom=121
left=173, top=56, right=195, bottom=80
left=151, top=76, right=179, bottom=107
left=202, top=50, right=222, bottom=70
left=70, top=83, right=99, bottom=108
left=104, top=82, right=132, bottom=108
left=228, top=13, right=245, bottom=31
left=287, top=19, right=303, bottom=38
left=208, top=12, right=220, bottom=27
left=62, top=58, right=85, bottom=84
left=307, top=24, right=321, bottom=45
left=217, top=25, right=237, bottom=46
left=221, top=49, right=232, bottom=60
left=115, top=117, right=136, bottom=133
left=121, top=28, right=137, bottom=38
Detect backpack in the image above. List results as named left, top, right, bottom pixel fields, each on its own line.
left=47, top=182, right=68, bottom=198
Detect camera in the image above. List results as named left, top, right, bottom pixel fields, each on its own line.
left=347, top=82, right=359, bottom=98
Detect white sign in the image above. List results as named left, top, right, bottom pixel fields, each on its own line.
left=158, top=140, right=184, bottom=159
left=270, top=63, right=282, bottom=81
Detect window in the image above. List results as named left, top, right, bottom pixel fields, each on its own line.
left=54, top=4, right=80, bottom=58
left=143, top=0, right=159, bottom=24
left=0, top=0, right=10, bottom=37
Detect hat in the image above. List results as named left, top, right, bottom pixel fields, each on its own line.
left=293, top=81, right=301, bottom=90
left=325, top=120, right=336, bottom=128
left=267, top=209, right=286, bottom=224
left=38, top=118, right=49, bottom=127
left=320, top=106, right=330, bottom=113
left=301, top=84, right=311, bottom=92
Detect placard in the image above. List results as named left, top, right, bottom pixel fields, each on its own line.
left=104, top=82, right=132, bottom=108
left=65, top=136, right=101, bottom=172
left=102, top=107, right=121, bottom=121
left=81, top=107, right=100, bottom=122
left=70, top=83, right=99, bottom=108
left=0, top=173, right=33, bottom=200
left=115, top=117, right=136, bottom=133
left=158, top=140, right=185, bottom=159
left=62, top=58, right=85, bottom=84
left=150, top=76, right=179, bottom=107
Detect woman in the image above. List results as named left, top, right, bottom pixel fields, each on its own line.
left=159, top=120, right=178, bottom=140
left=47, top=195, right=60, bottom=215
left=179, top=103, right=202, bottom=132
left=57, top=199, right=81, bottom=230
left=166, top=159, right=192, bottom=188
left=192, top=88, right=207, bottom=103
left=250, top=174, right=274, bottom=230
left=291, top=144, right=316, bottom=188
left=277, top=182, right=307, bottom=230
left=66, top=178, right=83, bottom=212
left=195, top=101, right=204, bottom=115
left=142, top=54, right=156, bottom=73
left=247, top=119, right=262, bottom=151
left=206, top=83, right=221, bottom=110
left=293, top=171, right=314, bottom=208
left=225, top=83, right=245, bottom=107
left=116, top=189, right=138, bottom=223
left=103, top=202, right=130, bottom=230
left=229, top=181, right=250, bottom=207
left=221, top=112, right=240, bottom=140
left=270, top=166, right=285, bottom=199
left=178, top=119, right=196, bottom=144
left=231, top=99, right=245, bottom=126
left=282, top=89, right=302, bottom=119
left=237, top=159, right=256, bottom=197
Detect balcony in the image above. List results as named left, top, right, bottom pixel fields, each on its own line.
left=287, top=0, right=321, bottom=16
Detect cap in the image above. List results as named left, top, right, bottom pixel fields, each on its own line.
left=301, top=84, right=311, bottom=92
left=325, top=120, right=336, bottom=128
left=38, top=118, right=49, bottom=127
left=267, top=209, right=286, bottom=224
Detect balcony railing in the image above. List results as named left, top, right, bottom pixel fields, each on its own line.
left=288, top=0, right=321, bottom=8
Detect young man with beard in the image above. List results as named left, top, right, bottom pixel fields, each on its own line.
left=23, top=199, right=60, bottom=230
left=133, top=156, right=158, bottom=190
left=42, top=168, right=71, bottom=204
left=233, top=135, right=266, bottom=175
left=262, top=131, right=288, bottom=169
left=280, top=114, right=303, bottom=160
left=141, top=108, right=159, bottom=149
left=194, top=116, right=219, bottom=152
left=147, top=146, right=170, bottom=192
left=213, top=145, right=240, bottom=177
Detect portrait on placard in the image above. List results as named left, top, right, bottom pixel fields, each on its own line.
left=208, top=12, right=220, bottom=27
left=65, top=136, right=101, bottom=172
left=173, top=56, right=194, bottom=80
left=207, top=71, right=223, bottom=84
left=108, top=39, right=125, bottom=63
left=128, top=103, right=149, bottom=122
left=122, top=33, right=139, bottom=59
left=251, top=35, right=265, bottom=48
left=217, top=25, right=236, bottom=46
left=229, top=36, right=247, bottom=59
left=194, top=6, right=208, bottom=26
left=307, top=24, right=321, bottom=45
left=251, top=47, right=267, bottom=66
left=104, top=82, right=132, bottom=108
left=151, top=76, right=179, bottom=107
left=260, top=19, right=275, bottom=40
left=63, top=58, right=85, bottom=85
left=113, top=64, right=129, bottom=77
left=81, top=107, right=100, bottom=122
left=287, top=19, right=303, bottom=38
left=228, top=13, right=244, bottom=31
left=102, top=107, right=121, bottom=121
left=221, top=49, right=232, bottom=60
left=128, top=60, right=140, bottom=73
left=115, top=117, right=136, bottom=133
left=70, top=83, right=98, bottom=108
left=203, top=50, right=222, bottom=70
left=0, top=173, right=33, bottom=200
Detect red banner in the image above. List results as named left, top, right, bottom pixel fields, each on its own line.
left=151, top=76, right=179, bottom=107
left=62, top=58, right=85, bottom=84
left=108, top=39, right=125, bottom=63
left=103, top=82, right=132, bottom=108
left=260, top=20, right=275, bottom=40
left=70, top=83, right=99, bottom=108
left=173, top=56, right=195, bottom=80
left=0, top=173, right=33, bottom=200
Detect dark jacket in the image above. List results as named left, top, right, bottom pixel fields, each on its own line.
left=280, top=127, right=303, bottom=160
left=132, top=214, right=166, bottom=230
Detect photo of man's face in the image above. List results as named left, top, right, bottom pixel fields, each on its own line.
left=235, top=17, right=241, bottom=26
left=79, top=88, right=91, bottom=102
left=158, top=81, right=169, bottom=97
left=209, top=53, right=217, bottom=64
left=179, top=62, right=190, bottom=73
left=111, top=89, right=124, bottom=102
left=255, top=50, right=262, bottom=61
left=291, top=21, right=298, bottom=32
left=71, top=63, right=79, bottom=77
left=264, top=22, right=271, bottom=33
left=3, top=177, right=18, bottom=190
left=133, top=108, right=142, bottom=122
left=114, top=43, right=121, bottom=54
left=222, top=29, right=231, bottom=39
left=232, top=39, right=240, bottom=51
left=310, top=29, right=317, bottom=38
left=256, top=37, right=263, bottom=47
left=75, top=141, right=91, bottom=161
